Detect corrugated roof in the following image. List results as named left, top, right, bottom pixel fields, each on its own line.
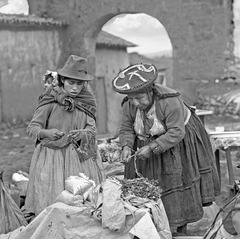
left=0, top=13, right=67, bottom=27
left=97, top=31, right=137, bottom=48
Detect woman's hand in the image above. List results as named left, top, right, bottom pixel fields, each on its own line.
left=136, top=145, right=151, bottom=160
left=40, top=129, right=64, bottom=141
left=68, top=130, right=85, bottom=142
left=121, top=146, right=132, bottom=163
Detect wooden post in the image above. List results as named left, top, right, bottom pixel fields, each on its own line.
left=215, top=149, right=221, bottom=188
left=0, top=69, right=2, bottom=124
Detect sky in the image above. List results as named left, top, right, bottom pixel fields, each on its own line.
left=0, top=1, right=172, bottom=56
left=0, top=0, right=28, bottom=14
left=103, top=13, right=172, bottom=56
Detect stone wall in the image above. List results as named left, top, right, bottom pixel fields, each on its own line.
left=28, top=0, right=233, bottom=104
left=95, top=46, right=128, bottom=135
left=0, top=24, right=63, bottom=124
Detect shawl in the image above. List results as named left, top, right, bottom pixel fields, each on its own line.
left=36, top=86, right=96, bottom=121
left=35, top=86, right=97, bottom=161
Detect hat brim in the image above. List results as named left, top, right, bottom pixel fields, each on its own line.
left=57, top=68, right=94, bottom=81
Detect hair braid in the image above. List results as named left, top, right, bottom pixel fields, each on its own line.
left=121, top=96, right=129, bottom=107
left=152, top=84, right=180, bottom=99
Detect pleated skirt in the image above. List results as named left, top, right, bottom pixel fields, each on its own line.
left=124, top=112, right=221, bottom=228
left=25, top=143, right=105, bottom=216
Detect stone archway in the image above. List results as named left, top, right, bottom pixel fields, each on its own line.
left=29, top=0, right=232, bottom=104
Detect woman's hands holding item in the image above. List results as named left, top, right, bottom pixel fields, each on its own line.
left=136, top=145, right=151, bottom=160
left=121, top=146, right=132, bottom=163
left=121, top=144, right=152, bottom=162
left=68, top=129, right=85, bottom=142
left=39, top=129, right=64, bottom=141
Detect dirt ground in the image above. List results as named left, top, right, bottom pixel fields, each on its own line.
left=0, top=126, right=33, bottom=184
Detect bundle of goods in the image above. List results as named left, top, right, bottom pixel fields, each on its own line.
left=12, top=170, right=29, bottom=197
left=55, top=173, right=96, bottom=206
left=98, top=140, right=121, bottom=163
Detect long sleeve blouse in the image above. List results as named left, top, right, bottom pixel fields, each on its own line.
left=27, top=102, right=96, bottom=149
left=119, top=84, right=189, bottom=154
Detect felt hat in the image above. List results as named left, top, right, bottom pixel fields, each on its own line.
left=57, top=55, right=94, bottom=81
left=112, top=63, right=157, bottom=94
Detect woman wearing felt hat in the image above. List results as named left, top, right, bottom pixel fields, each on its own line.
left=112, top=63, right=220, bottom=236
left=24, top=55, right=105, bottom=217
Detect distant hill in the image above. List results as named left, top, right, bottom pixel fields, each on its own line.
left=129, top=52, right=172, bottom=71
left=142, top=50, right=172, bottom=58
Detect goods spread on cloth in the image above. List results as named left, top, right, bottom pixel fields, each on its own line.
left=0, top=176, right=172, bottom=239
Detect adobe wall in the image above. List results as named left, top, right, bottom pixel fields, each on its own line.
left=28, top=0, right=232, bottom=104
left=95, top=47, right=128, bottom=135
left=0, top=26, right=62, bottom=123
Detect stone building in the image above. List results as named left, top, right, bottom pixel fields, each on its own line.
left=27, top=0, right=233, bottom=104
left=0, top=14, right=66, bottom=125
left=0, top=14, right=135, bottom=134
left=95, top=31, right=136, bottom=134
left=0, top=0, right=238, bottom=129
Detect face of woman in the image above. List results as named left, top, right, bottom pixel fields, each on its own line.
left=62, top=79, right=85, bottom=97
left=128, top=92, right=153, bottom=110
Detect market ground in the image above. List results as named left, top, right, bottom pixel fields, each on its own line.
left=1, top=80, right=240, bottom=208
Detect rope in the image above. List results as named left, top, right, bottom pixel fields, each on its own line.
left=133, top=154, right=144, bottom=178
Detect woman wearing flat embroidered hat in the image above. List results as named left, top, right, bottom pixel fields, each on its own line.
left=24, top=55, right=105, bottom=217
left=112, top=63, right=220, bottom=236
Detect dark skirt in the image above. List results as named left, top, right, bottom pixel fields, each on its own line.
left=124, top=112, right=221, bottom=228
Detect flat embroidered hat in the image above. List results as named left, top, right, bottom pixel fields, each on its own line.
left=112, top=63, right=157, bottom=94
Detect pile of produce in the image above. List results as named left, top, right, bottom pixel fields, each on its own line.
left=120, top=177, right=162, bottom=202
left=98, top=141, right=121, bottom=162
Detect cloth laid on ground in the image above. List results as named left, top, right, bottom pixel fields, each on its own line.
left=0, top=171, right=28, bottom=234
left=4, top=202, right=150, bottom=239
left=91, top=178, right=171, bottom=238
left=0, top=227, right=25, bottom=239
left=0, top=178, right=171, bottom=239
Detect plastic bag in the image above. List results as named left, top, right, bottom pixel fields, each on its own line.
left=65, top=173, right=95, bottom=198
left=0, top=171, right=28, bottom=234
left=12, top=171, right=29, bottom=197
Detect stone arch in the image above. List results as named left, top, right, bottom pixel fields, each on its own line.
left=29, top=0, right=231, bottom=104
left=86, top=12, right=173, bottom=134
left=84, top=11, right=173, bottom=79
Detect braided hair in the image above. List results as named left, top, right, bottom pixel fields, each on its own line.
left=121, top=83, right=180, bottom=106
